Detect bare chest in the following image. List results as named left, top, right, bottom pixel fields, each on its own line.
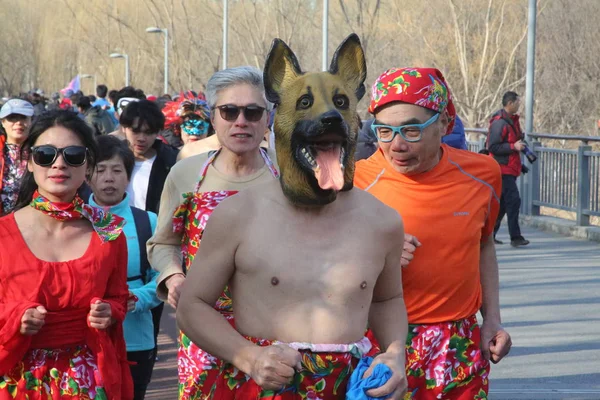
left=21, top=225, right=94, bottom=262
left=235, top=217, right=387, bottom=300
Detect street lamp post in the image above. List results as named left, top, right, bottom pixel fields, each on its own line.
left=322, top=0, right=329, bottom=71
left=80, top=74, right=97, bottom=93
left=223, top=0, right=228, bottom=70
left=109, top=53, right=129, bottom=86
left=146, top=27, right=169, bottom=94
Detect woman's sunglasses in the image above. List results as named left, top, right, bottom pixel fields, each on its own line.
left=31, top=145, right=88, bottom=167
left=4, top=114, right=29, bottom=123
left=215, top=104, right=266, bottom=122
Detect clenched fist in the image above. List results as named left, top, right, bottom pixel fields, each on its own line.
left=88, top=300, right=113, bottom=330
left=20, top=306, right=47, bottom=335
left=165, top=274, right=186, bottom=309
left=250, top=345, right=302, bottom=391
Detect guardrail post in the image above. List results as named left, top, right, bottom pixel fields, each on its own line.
left=576, top=144, right=591, bottom=226
left=478, top=137, right=486, bottom=153
left=528, top=141, right=541, bottom=216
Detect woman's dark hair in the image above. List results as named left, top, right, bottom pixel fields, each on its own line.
left=108, top=90, right=119, bottom=105
left=120, top=100, right=165, bottom=134
left=14, top=110, right=98, bottom=210
left=96, top=135, right=135, bottom=180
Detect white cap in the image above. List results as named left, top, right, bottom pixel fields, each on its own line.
left=116, top=97, right=140, bottom=116
left=0, top=99, right=34, bottom=119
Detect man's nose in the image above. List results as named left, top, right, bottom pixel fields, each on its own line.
left=234, top=112, right=249, bottom=126
left=390, top=133, right=410, bottom=151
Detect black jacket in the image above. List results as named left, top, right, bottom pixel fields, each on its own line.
left=146, top=140, right=179, bottom=214
left=355, top=119, right=378, bottom=161
left=84, top=106, right=116, bottom=135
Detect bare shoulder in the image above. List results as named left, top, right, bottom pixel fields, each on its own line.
left=179, top=136, right=220, bottom=160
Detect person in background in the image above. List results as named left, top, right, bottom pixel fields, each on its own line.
left=59, top=89, right=73, bottom=110
left=46, top=92, right=61, bottom=112
left=162, top=97, right=214, bottom=148
left=30, top=92, right=47, bottom=116
left=0, top=110, right=132, bottom=400
left=442, top=114, right=468, bottom=150
left=121, top=99, right=177, bottom=353
left=355, top=118, right=378, bottom=161
left=94, top=84, right=119, bottom=126
left=120, top=100, right=178, bottom=214
left=93, top=84, right=111, bottom=109
left=77, top=96, right=116, bottom=136
left=488, top=91, right=530, bottom=247
left=0, top=99, right=34, bottom=216
left=109, top=87, right=147, bottom=139
left=88, top=135, right=161, bottom=400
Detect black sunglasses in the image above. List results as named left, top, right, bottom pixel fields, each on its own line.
left=31, top=145, right=88, bottom=167
left=215, top=104, right=266, bottom=122
left=5, top=114, right=29, bottom=123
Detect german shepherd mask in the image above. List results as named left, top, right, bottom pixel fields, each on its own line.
left=264, top=34, right=366, bottom=206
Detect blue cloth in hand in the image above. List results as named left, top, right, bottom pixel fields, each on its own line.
left=346, top=356, right=393, bottom=399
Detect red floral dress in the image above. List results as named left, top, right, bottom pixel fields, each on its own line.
left=171, top=149, right=279, bottom=399
left=0, top=215, right=131, bottom=400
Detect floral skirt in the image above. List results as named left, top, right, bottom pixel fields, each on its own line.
left=404, top=315, right=490, bottom=400
left=200, top=336, right=374, bottom=400
left=179, top=288, right=234, bottom=400
left=178, top=313, right=234, bottom=400
left=0, top=345, right=106, bottom=400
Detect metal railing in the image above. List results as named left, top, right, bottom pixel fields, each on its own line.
left=466, top=129, right=600, bottom=226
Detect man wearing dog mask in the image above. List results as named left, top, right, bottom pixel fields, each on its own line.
left=355, top=67, right=512, bottom=398
left=177, top=34, right=408, bottom=399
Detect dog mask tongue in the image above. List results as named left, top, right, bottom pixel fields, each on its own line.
left=313, top=146, right=344, bottom=191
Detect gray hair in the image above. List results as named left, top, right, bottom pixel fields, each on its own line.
left=205, top=66, right=273, bottom=112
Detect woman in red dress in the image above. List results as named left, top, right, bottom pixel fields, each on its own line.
left=0, top=110, right=133, bottom=400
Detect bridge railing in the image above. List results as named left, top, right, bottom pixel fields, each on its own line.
left=466, top=128, right=600, bottom=226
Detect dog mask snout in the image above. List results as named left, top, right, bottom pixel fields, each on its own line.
left=320, top=110, right=344, bottom=126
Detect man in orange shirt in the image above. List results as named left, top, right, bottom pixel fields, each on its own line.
left=355, top=67, right=512, bottom=399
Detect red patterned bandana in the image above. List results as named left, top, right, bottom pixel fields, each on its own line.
left=29, top=190, right=125, bottom=243
left=369, top=67, right=456, bottom=134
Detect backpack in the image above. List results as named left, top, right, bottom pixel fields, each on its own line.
left=128, top=207, right=152, bottom=284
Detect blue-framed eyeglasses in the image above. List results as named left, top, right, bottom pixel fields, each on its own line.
left=371, top=113, right=440, bottom=143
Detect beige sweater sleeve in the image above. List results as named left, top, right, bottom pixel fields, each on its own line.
left=147, top=171, right=185, bottom=301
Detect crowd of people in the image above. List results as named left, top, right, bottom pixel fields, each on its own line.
left=0, top=33, right=534, bottom=400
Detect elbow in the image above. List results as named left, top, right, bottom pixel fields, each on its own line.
left=176, top=303, right=189, bottom=335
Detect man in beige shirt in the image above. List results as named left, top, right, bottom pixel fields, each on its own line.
left=147, top=66, right=280, bottom=397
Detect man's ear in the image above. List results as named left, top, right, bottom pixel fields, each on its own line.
left=263, top=38, right=303, bottom=106
left=328, top=34, right=367, bottom=101
left=439, top=109, right=450, bottom=136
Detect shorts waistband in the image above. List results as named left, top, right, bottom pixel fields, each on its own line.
left=245, top=336, right=372, bottom=359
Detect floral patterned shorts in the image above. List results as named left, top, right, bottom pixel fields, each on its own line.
left=404, top=315, right=490, bottom=400
left=202, top=336, right=376, bottom=400
left=0, top=345, right=106, bottom=400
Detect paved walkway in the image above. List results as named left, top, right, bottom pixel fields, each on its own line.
left=146, top=225, right=600, bottom=399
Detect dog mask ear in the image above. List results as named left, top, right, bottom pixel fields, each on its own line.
left=328, top=33, right=367, bottom=101
left=264, top=39, right=304, bottom=105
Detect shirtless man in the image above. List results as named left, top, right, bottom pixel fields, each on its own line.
left=177, top=34, right=408, bottom=399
